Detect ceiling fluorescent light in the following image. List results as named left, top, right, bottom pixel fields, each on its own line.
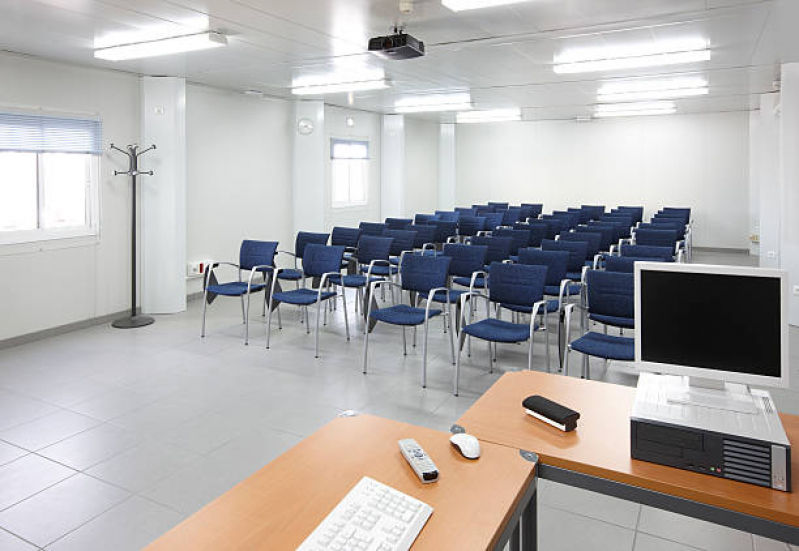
left=394, top=93, right=472, bottom=113
left=94, top=31, right=227, bottom=61
left=598, top=77, right=708, bottom=102
left=457, top=108, right=521, bottom=123
left=442, top=0, right=532, bottom=11
left=292, top=79, right=389, bottom=95
left=554, top=39, right=710, bottom=74
left=595, top=101, right=676, bottom=118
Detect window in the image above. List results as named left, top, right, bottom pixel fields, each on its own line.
left=0, top=112, right=101, bottom=244
left=331, top=138, right=369, bottom=208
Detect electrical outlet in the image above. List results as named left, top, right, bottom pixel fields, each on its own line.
left=767, top=251, right=777, bottom=259
left=794, top=285, right=799, bottom=296
left=187, top=261, right=205, bottom=278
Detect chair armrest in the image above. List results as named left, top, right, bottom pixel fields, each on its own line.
left=528, top=301, right=545, bottom=333
left=318, top=271, right=343, bottom=289
left=677, top=249, right=685, bottom=263
left=276, top=250, right=297, bottom=258
left=367, top=279, right=402, bottom=295
left=469, top=270, right=488, bottom=296
left=557, top=279, right=572, bottom=310
left=593, top=253, right=604, bottom=269
left=562, top=303, right=575, bottom=347
left=425, top=286, right=451, bottom=310
left=476, top=230, right=492, bottom=236
left=446, top=236, right=459, bottom=244
left=580, top=265, right=590, bottom=284
left=609, top=244, right=617, bottom=256
left=247, top=265, right=275, bottom=289
left=458, top=291, right=491, bottom=328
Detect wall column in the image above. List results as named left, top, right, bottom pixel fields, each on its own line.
left=381, top=114, right=405, bottom=219
left=141, top=76, right=187, bottom=314
left=779, top=63, right=799, bottom=325
left=292, top=100, right=326, bottom=234
left=758, top=93, right=781, bottom=269
left=438, top=123, right=456, bottom=209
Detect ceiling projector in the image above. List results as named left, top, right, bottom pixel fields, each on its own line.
left=368, top=31, right=425, bottom=60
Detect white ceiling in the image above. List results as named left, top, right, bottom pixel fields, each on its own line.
left=0, top=0, right=796, bottom=121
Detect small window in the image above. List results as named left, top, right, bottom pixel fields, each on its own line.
left=331, top=138, right=369, bottom=208
left=0, top=112, right=101, bottom=244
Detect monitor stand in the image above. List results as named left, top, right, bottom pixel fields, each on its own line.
left=664, top=376, right=759, bottom=414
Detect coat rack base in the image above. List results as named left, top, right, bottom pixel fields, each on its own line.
left=112, top=315, right=155, bottom=329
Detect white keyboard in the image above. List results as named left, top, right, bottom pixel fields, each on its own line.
left=296, top=476, right=433, bottom=551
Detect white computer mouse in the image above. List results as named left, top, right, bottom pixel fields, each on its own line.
left=450, top=433, right=481, bottom=460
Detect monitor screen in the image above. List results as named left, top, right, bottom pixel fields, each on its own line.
left=639, top=269, right=782, bottom=378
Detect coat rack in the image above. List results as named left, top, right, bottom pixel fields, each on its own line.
left=110, top=143, right=157, bottom=329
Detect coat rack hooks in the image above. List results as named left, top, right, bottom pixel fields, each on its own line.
left=110, top=143, right=157, bottom=329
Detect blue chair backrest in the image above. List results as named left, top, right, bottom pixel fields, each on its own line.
left=382, top=229, right=417, bottom=256
left=568, top=207, right=591, bottom=225
left=521, top=203, right=543, bottom=218
left=560, top=231, right=600, bottom=260
left=518, top=206, right=534, bottom=222
left=605, top=256, right=669, bottom=273
left=411, top=224, right=436, bottom=248
left=455, top=207, right=476, bottom=216
left=400, top=254, right=451, bottom=295
left=488, top=202, right=509, bottom=210
left=435, top=210, right=460, bottom=222
left=415, top=214, right=435, bottom=225
left=620, top=244, right=673, bottom=260
left=635, top=228, right=678, bottom=248
left=483, top=212, right=504, bottom=231
left=357, top=235, right=393, bottom=264
left=581, top=205, right=606, bottom=220
left=518, top=248, right=568, bottom=286
left=302, top=245, right=345, bottom=278
left=521, top=221, right=548, bottom=247
left=540, top=217, right=565, bottom=239
left=295, top=231, right=329, bottom=258
left=475, top=207, right=492, bottom=217
left=240, top=240, right=278, bottom=272
left=359, top=222, right=387, bottom=236
left=552, top=210, right=579, bottom=229
left=442, top=243, right=488, bottom=278
left=471, top=235, right=513, bottom=264
left=580, top=223, right=613, bottom=250
left=617, top=206, right=644, bottom=224
left=649, top=219, right=686, bottom=238
left=502, top=208, right=522, bottom=226
left=385, top=218, right=412, bottom=230
left=587, top=221, right=620, bottom=245
left=541, top=239, right=587, bottom=273
left=586, top=270, right=634, bottom=319
left=429, top=220, right=458, bottom=243
left=459, top=216, right=486, bottom=237
left=488, top=262, right=546, bottom=307
left=494, top=228, right=530, bottom=256
left=601, top=214, right=633, bottom=238
left=662, top=207, right=691, bottom=221
left=331, top=227, right=360, bottom=249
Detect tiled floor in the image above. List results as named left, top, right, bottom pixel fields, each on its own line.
left=0, top=250, right=796, bottom=550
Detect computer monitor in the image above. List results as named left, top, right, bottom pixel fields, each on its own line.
left=634, top=263, right=789, bottom=412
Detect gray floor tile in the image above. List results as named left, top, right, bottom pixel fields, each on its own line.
left=0, top=454, right=75, bottom=511
left=0, top=473, right=129, bottom=547
left=0, top=409, right=101, bottom=451
left=85, top=440, right=199, bottom=493
left=108, top=397, right=206, bottom=435
left=538, top=504, right=636, bottom=551
left=30, top=378, right=117, bottom=409
left=0, top=441, right=27, bottom=467
left=37, top=423, right=141, bottom=471
left=541, top=481, right=641, bottom=529
left=752, top=535, right=790, bottom=551
left=634, top=533, right=705, bottom=550
left=0, top=528, right=37, bottom=550
left=0, top=389, right=58, bottom=432
left=637, top=506, right=754, bottom=551
left=67, top=388, right=158, bottom=422
left=46, top=496, right=183, bottom=551
left=155, top=410, right=252, bottom=454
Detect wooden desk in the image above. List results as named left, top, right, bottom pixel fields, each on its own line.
left=456, top=371, right=799, bottom=544
left=147, top=414, right=538, bottom=551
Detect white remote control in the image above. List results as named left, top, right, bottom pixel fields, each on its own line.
left=399, top=439, right=439, bottom=483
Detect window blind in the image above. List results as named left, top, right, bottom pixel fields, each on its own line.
left=331, top=138, right=369, bottom=160
left=0, top=113, right=102, bottom=154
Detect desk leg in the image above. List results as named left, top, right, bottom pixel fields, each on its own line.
left=510, top=524, right=520, bottom=551
left=522, top=490, right=537, bottom=551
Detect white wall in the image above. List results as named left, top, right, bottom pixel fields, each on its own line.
left=0, top=53, right=139, bottom=341
left=404, top=117, right=439, bottom=218
left=381, top=114, right=405, bottom=220
left=456, top=112, right=750, bottom=249
left=186, top=85, right=293, bottom=295
left=323, top=106, right=382, bottom=230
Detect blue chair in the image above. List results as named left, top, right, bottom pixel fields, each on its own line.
left=411, top=224, right=437, bottom=251
left=277, top=231, right=329, bottom=283
left=455, top=263, right=549, bottom=395
left=455, top=207, right=476, bottom=216
left=568, top=207, right=591, bottom=225
left=414, top=214, right=435, bottom=225
left=437, top=243, right=489, bottom=303
left=482, top=212, right=504, bottom=232
left=518, top=248, right=571, bottom=314
left=540, top=217, right=565, bottom=240
left=620, top=244, right=675, bottom=261
left=385, top=218, right=413, bottom=230
left=617, top=206, right=644, bottom=225
left=471, top=235, right=513, bottom=273
left=585, top=222, right=616, bottom=251
left=605, top=256, right=669, bottom=273
left=359, top=222, right=387, bottom=236
left=518, top=206, right=534, bottom=222
left=601, top=214, right=634, bottom=239
left=520, top=221, right=548, bottom=247
left=564, top=271, right=635, bottom=380
left=435, top=210, right=460, bottom=223
left=329, top=235, right=394, bottom=317
left=458, top=216, right=486, bottom=239
left=494, top=228, right=529, bottom=260
left=552, top=210, right=579, bottom=230
left=364, top=254, right=454, bottom=389
left=634, top=228, right=682, bottom=259
left=542, top=239, right=587, bottom=283
left=267, top=244, right=348, bottom=358
left=385, top=229, right=417, bottom=267
left=501, top=208, right=521, bottom=226
left=559, top=231, right=601, bottom=267
left=488, top=202, right=509, bottom=210
left=332, top=226, right=361, bottom=269
left=521, top=203, right=543, bottom=218
left=202, top=240, right=278, bottom=345
left=428, top=220, right=458, bottom=247
left=581, top=205, right=606, bottom=221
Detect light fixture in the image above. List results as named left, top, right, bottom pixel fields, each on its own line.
left=394, top=93, right=472, bottom=113
left=94, top=31, right=227, bottom=61
left=291, top=79, right=389, bottom=95
left=594, top=101, right=677, bottom=118
left=346, top=117, right=355, bottom=127
left=243, top=89, right=264, bottom=97
left=291, top=68, right=389, bottom=95
left=456, top=108, right=521, bottom=123
left=442, top=0, right=533, bottom=11
left=554, top=39, right=710, bottom=74
left=597, top=77, right=708, bottom=102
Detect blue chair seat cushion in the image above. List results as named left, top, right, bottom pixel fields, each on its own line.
left=369, top=304, right=442, bottom=326
left=431, top=289, right=465, bottom=303
left=544, top=284, right=581, bottom=296
left=453, top=276, right=486, bottom=288
left=570, top=333, right=634, bottom=361
left=389, top=256, right=400, bottom=266
left=364, top=265, right=398, bottom=276
left=207, top=281, right=265, bottom=296
left=589, top=313, right=634, bottom=329
left=566, top=272, right=583, bottom=281
left=277, top=268, right=303, bottom=281
left=328, top=274, right=381, bottom=288
left=501, top=299, right=559, bottom=314
left=461, top=318, right=535, bottom=343
left=272, top=288, right=337, bottom=305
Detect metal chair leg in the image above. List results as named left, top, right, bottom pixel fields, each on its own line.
left=582, top=353, right=589, bottom=380
left=277, top=305, right=282, bottom=330
left=402, top=327, right=407, bottom=356
left=454, top=331, right=465, bottom=396
left=362, top=320, right=370, bottom=374
left=422, top=316, right=431, bottom=388
left=240, top=296, right=245, bottom=324
left=201, top=287, right=208, bottom=337
left=528, top=330, right=535, bottom=371
left=564, top=346, right=571, bottom=377
left=305, top=306, right=310, bottom=334
left=266, top=303, right=274, bottom=349
left=544, top=313, right=550, bottom=371
left=315, top=300, right=323, bottom=359
left=488, top=340, right=493, bottom=374
left=448, top=312, right=456, bottom=365
left=245, top=293, right=251, bottom=345
left=341, top=289, right=350, bottom=342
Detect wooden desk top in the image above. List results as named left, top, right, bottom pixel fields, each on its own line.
left=457, top=371, right=799, bottom=528
left=146, top=414, right=536, bottom=551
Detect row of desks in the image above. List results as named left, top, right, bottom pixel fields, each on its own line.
left=147, top=371, right=799, bottom=550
